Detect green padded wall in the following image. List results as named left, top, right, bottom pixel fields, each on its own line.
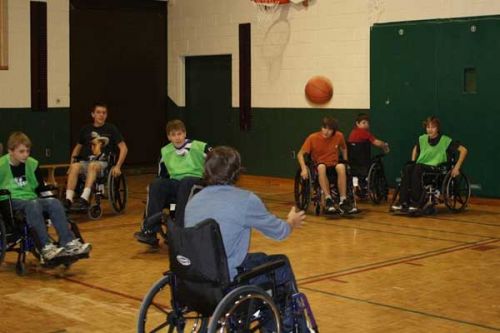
left=0, top=108, right=70, bottom=164
left=371, top=16, right=500, bottom=198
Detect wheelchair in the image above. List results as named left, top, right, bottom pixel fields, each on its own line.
left=138, top=217, right=318, bottom=333
left=347, top=142, right=389, bottom=204
left=72, top=154, right=128, bottom=219
left=390, top=159, right=471, bottom=215
left=0, top=188, right=87, bottom=275
left=294, top=155, right=358, bottom=216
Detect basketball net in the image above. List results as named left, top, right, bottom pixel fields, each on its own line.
left=252, top=0, right=284, bottom=23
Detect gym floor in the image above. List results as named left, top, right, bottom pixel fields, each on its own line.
left=1, top=173, right=499, bottom=332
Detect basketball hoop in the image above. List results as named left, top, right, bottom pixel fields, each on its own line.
left=252, top=0, right=289, bottom=23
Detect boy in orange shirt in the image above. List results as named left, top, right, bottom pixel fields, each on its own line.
left=297, top=116, right=353, bottom=213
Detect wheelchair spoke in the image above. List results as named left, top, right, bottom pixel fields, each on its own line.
left=151, top=301, right=170, bottom=315
left=150, top=320, right=170, bottom=333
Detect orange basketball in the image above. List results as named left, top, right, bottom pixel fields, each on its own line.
left=305, top=76, right=333, bottom=104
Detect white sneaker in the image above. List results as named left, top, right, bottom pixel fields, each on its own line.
left=63, top=239, right=92, bottom=256
left=41, top=243, right=65, bottom=261
left=408, top=206, right=419, bottom=213
left=391, top=204, right=403, bottom=211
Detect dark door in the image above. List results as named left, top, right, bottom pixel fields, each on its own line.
left=185, top=55, right=232, bottom=146
left=70, top=0, right=167, bottom=164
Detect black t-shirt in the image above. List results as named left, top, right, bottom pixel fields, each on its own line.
left=10, top=163, right=45, bottom=194
left=415, top=134, right=460, bottom=157
left=78, top=123, right=124, bottom=160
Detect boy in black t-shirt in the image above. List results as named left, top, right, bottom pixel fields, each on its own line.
left=65, top=103, right=128, bottom=210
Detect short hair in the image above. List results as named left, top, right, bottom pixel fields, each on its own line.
left=7, top=131, right=32, bottom=150
left=91, top=102, right=108, bottom=112
left=356, top=113, right=370, bottom=123
left=322, top=116, right=338, bottom=131
left=423, top=116, right=441, bottom=132
left=203, top=146, right=242, bottom=186
left=166, top=119, right=186, bottom=134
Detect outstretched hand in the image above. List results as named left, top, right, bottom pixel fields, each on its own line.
left=451, top=166, right=460, bottom=178
left=287, top=206, right=306, bottom=228
left=300, top=169, right=309, bottom=180
left=111, top=166, right=122, bottom=177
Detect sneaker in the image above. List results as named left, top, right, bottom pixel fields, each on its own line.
left=62, top=199, right=72, bottom=210
left=71, top=197, right=90, bottom=211
left=391, top=203, right=403, bottom=211
left=325, top=198, right=336, bottom=213
left=134, top=229, right=159, bottom=246
left=408, top=206, right=419, bottom=213
left=41, top=243, right=65, bottom=261
left=62, top=239, right=92, bottom=256
left=339, top=199, right=353, bottom=214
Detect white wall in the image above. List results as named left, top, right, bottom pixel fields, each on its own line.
left=0, top=0, right=69, bottom=108
left=167, top=0, right=500, bottom=109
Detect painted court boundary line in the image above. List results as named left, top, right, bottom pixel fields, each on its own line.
left=297, top=238, right=499, bottom=285
left=301, top=286, right=500, bottom=331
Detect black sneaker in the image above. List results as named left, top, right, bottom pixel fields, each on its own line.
left=62, top=199, right=72, bottom=211
left=71, top=197, right=90, bottom=211
left=325, top=197, right=336, bottom=214
left=339, top=199, right=354, bottom=214
left=134, top=230, right=159, bottom=246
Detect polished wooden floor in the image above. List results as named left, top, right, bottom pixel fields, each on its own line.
left=1, top=174, right=499, bottom=333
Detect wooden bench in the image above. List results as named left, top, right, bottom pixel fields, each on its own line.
left=39, top=163, right=70, bottom=185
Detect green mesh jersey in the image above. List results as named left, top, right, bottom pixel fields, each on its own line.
left=160, top=140, right=207, bottom=180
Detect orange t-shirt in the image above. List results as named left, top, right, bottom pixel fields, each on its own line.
left=301, top=131, right=346, bottom=166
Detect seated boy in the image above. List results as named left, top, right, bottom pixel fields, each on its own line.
left=391, top=116, right=468, bottom=212
left=184, top=146, right=308, bottom=331
left=134, top=119, right=210, bottom=246
left=65, top=102, right=128, bottom=210
left=297, top=116, right=354, bottom=213
left=0, top=132, right=91, bottom=261
left=348, top=113, right=389, bottom=189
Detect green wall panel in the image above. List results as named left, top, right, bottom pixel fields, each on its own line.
left=0, top=108, right=70, bottom=164
left=167, top=98, right=368, bottom=179
left=371, top=16, right=500, bottom=198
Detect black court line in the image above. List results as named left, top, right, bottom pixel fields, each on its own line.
left=296, top=238, right=498, bottom=285
left=301, top=287, right=500, bottom=332
left=312, top=219, right=469, bottom=244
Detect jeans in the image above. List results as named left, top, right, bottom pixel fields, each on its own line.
left=143, top=177, right=201, bottom=231
left=238, top=253, right=307, bottom=332
left=399, top=163, right=436, bottom=206
left=12, top=198, right=74, bottom=247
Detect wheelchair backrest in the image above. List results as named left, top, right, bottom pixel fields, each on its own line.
left=347, top=141, right=371, bottom=168
left=166, top=217, right=230, bottom=316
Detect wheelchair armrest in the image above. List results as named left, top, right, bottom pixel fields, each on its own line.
left=233, top=259, right=286, bottom=285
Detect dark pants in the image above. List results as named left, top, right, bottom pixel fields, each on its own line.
left=399, top=163, right=435, bottom=206
left=239, top=253, right=307, bottom=332
left=143, top=177, right=201, bottom=231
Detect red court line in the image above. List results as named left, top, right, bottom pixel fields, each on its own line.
left=299, top=238, right=499, bottom=286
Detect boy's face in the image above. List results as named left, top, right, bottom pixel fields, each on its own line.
left=9, top=144, right=30, bottom=164
left=357, top=120, right=370, bottom=129
left=321, top=126, right=334, bottom=138
left=91, top=106, right=108, bottom=126
left=167, top=129, right=187, bottom=148
left=426, top=123, right=439, bottom=138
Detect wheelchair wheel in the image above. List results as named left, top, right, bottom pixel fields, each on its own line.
left=208, top=285, right=281, bottom=333
left=138, top=274, right=208, bottom=333
left=294, top=168, right=312, bottom=211
left=0, top=217, right=6, bottom=265
left=442, top=171, right=470, bottom=212
left=108, top=173, right=128, bottom=214
left=88, top=204, right=103, bottom=220
left=367, top=163, right=388, bottom=204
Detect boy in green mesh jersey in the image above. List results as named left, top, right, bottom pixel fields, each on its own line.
left=391, top=116, right=468, bottom=212
left=134, top=120, right=210, bottom=246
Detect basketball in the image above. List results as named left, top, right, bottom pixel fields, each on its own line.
left=305, top=76, right=333, bottom=104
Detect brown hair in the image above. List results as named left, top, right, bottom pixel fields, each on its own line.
left=203, top=146, right=242, bottom=185
left=166, top=119, right=186, bottom=135
left=356, top=113, right=370, bottom=123
left=7, top=131, right=32, bottom=150
left=423, top=116, right=441, bottom=132
left=322, top=116, right=338, bottom=131
left=91, top=102, right=108, bottom=113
